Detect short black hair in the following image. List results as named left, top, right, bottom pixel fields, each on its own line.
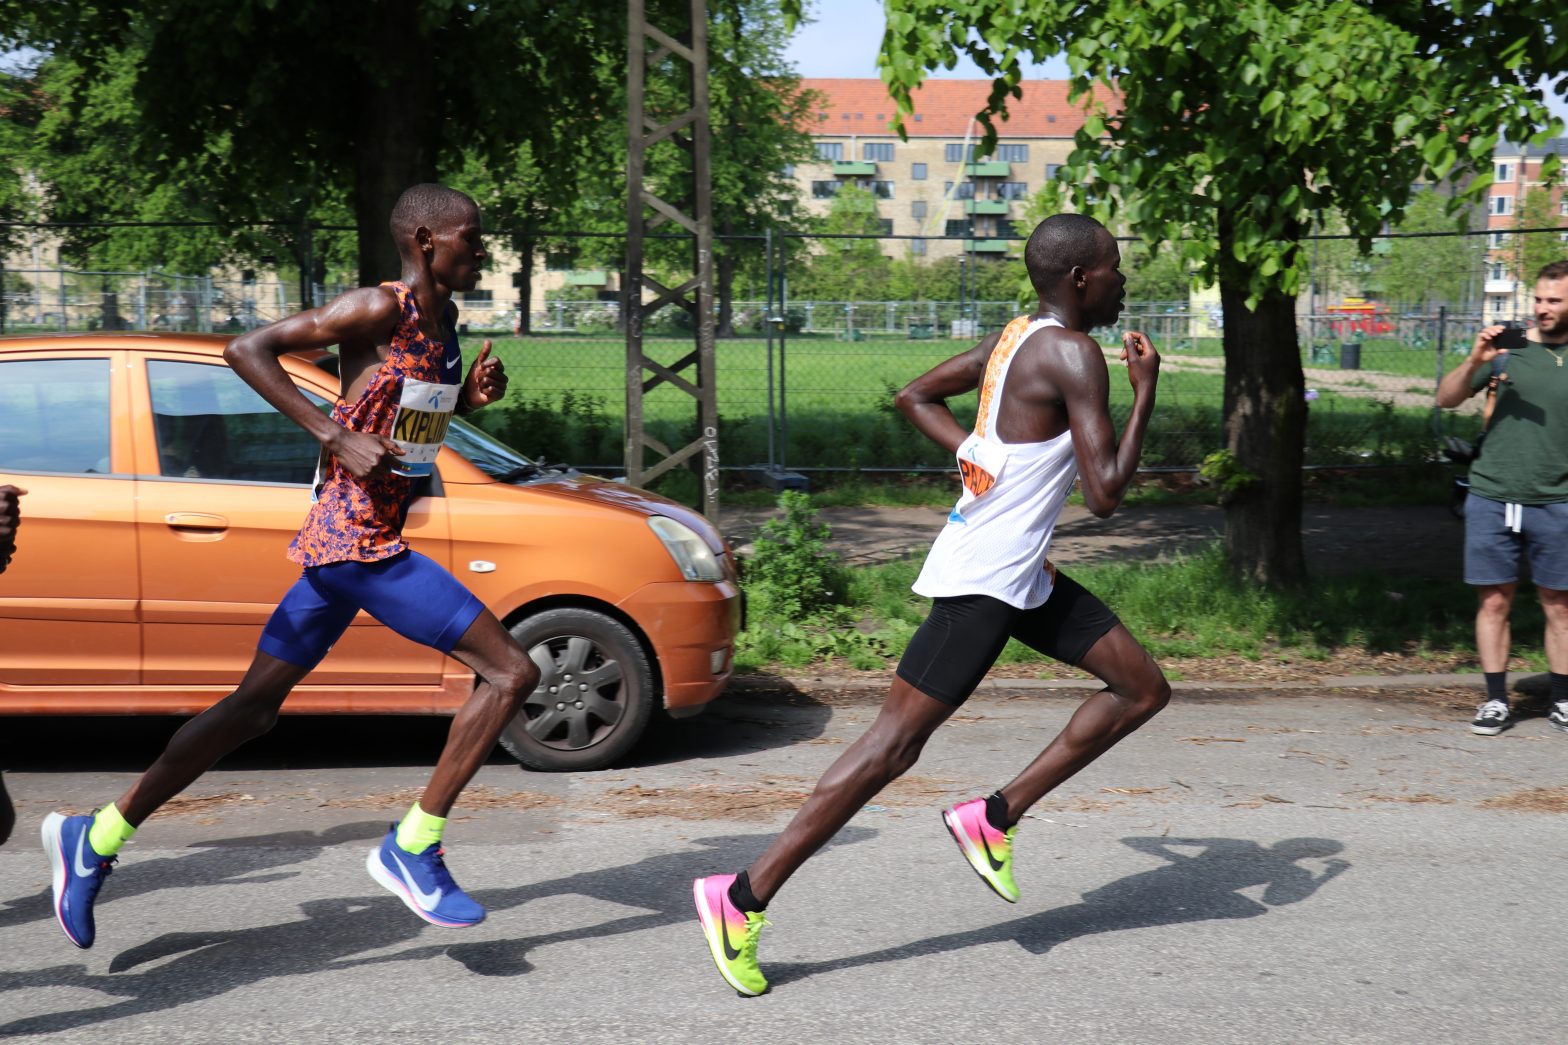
left=389, top=184, right=478, bottom=242
left=1538, top=259, right=1568, bottom=283
left=1024, top=213, right=1112, bottom=294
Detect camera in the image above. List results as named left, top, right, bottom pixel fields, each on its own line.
left=1492, top=325, right=1529, bottom=350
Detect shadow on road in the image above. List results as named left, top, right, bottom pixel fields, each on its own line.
left=766, top=834, right=1350, bottom=987
left=0, top=827, right=873, bottom=1036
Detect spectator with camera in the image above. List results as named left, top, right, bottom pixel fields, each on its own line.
left=1436, top=260, right=1568, bottom=736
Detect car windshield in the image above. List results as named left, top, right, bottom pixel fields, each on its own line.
left=445, top=417, right=541, bottom=481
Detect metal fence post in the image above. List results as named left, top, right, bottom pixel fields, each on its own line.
left=1433, top=305, right=1447, bottom=437
left=764, top=227, right=777, bottom=469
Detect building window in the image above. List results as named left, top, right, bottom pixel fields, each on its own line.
left=911, top=200, right=927, bottom=219
left=1488, top=262, right=1508, bottom=281
left=782, top=164, right=794, bottom=178
left=944, top=143, right=976, bottom=163
left=1045, top=163, right=1062, bottom=180
left=545, top=251, right=576, bottom=271
left=811, top=180, right=841, bottom=199
left=814, top=142, right=844, bottom=161
left=863, top=142, right=894, bottom=162
left=877, top=219, right=894, bottom=236
left=1488, top=231, right=1509, bottom=249
left=910, top=238, right=927, bottom=256
left=995, top=182, right=1029, bottom=200
left=463, top=289, right=493, bottom=302
left=945, top=219, right=973, bottom=237
left=911, top=162, right=927, bottom=181
left=1560, top=198, right=1568, bottom=217
left=865, top=180, right=895, bottom=199
left=996, top=144, right=1028, bottom=163
left=1491, top=195, right=1514, bottom=216
left=1495, top=161, right=1514, bottom=183
left=943, top=181, right=976, bottom=200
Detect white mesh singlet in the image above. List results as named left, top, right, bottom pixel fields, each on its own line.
left=912, top=314, right=1080, bottom=610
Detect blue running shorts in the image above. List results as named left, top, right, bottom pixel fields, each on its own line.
left=258, top=549, right=485, bottom=669
left=1463, top=494, right=1568, bottom=590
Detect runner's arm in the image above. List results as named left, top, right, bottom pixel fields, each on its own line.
left=1057, top=330, right=1158, bottom=518
left=894, top=331, right=1002, bottom=455
left=224, top=287, right=404, bottom=477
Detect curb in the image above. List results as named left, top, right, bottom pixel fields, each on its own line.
left=730, top=671, right=1501, bottom=695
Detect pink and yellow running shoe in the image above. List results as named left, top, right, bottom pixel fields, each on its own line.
left=693, top=874, right=769, bottom=996
left=942, top=797, right=1020, bottom=902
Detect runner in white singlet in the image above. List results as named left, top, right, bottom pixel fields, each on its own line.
left=694, top=214, right=1171, bottom=996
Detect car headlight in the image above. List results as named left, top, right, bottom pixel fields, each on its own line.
left=648, top=516, right=725, bottom=582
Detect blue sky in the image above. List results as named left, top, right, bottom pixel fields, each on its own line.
left=781, top=1, right=1568, bottom=127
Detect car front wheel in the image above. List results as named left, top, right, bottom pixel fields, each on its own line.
left=499, top=608, right=655, bottom=771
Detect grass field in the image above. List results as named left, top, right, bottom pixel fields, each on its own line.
left=474, top=332, right=1479, bottom=473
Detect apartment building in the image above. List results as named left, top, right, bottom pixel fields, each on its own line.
left=792, top=79, right=1111, bottom=261
left=1484, top=136, right=1568, bottom=320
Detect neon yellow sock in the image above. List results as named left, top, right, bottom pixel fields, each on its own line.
left=394, top=802, right=446, bottom=854
left=87, top=803, right=136, bottom=857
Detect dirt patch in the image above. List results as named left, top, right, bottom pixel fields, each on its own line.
left=1479, top=787, right=1568, bottom=813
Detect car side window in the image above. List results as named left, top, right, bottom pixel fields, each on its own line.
left=0, top=358, right=113, bottom=474
left=147, top=360, right=330, bottom=485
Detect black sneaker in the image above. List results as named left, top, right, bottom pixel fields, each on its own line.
left=1470, top=699, right=1512, bottom=736
left=1548, top=701, right=1568, bottom=735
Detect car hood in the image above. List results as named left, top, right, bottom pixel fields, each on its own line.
left=529, top=476, right=727, bottom=553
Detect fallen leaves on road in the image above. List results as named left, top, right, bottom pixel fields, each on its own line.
left=1479, top=787, right=1568, bottom=813
left=147, top=792, right=255, bottom=819
left=1361, top=792, right=1455, bottom=805
left=320, top=785, right=558, bottom=812
left=577, top=774, right=960, bottom=820
left=1179, top=737, right=1246, bottom=744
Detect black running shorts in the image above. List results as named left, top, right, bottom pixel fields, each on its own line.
left=895, top=572, right=1121, bottom=707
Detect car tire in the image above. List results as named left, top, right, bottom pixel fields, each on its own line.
left=499, top=608, right=656, bottom=772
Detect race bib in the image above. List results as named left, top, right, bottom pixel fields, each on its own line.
left=389, top=379, right=458, bottom=477
left=955, top=433, right=1006, bottom=500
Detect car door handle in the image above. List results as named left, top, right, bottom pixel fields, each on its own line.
left=164, top=512, right=229, bottom=533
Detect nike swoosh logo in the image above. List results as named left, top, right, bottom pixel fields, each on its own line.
left=389, top=850, right=443, bottom=908
left=73, top=830, right=95, bottom=877
left=719, top=913, right=743, bottom=961
left=447, top=354, right=461, bottom=368
left=977, top=827, right=1006, bottom=872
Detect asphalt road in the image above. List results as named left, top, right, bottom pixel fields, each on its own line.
left=2, top=685, right=1565, bottom=1043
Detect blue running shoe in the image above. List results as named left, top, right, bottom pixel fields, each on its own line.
left=366, top=827, right=485, bottom=928
left=42, top=812, right=115, bottom=949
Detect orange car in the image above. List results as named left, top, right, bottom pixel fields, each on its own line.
left=0, top=333, right=741, bottom=770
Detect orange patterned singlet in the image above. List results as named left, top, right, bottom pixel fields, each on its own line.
left=287, top=282, right=461, bottom=567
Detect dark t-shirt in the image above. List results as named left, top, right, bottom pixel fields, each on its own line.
left=1468, top=339, right=1568, bottom=504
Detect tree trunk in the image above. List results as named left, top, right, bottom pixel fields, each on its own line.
left=352, top=2, right=439, bottom=287
left=517, top=237, right=533, bottom=335
left=1217, top=274, right=1308, bottom=587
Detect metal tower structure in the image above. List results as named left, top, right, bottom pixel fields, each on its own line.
left=624, top=0, right=718, bottom=518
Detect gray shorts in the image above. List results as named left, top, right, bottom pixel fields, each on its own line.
left=1463, top=494, right=1568, bottom=590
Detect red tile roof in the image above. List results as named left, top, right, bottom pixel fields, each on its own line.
left=799, top=78, right=1115, bottom=138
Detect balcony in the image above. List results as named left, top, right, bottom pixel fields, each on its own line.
left=564, top=270, right=608, bottom=286
left=833, top=161, right=877, bottom=177
left=962, top=239, right=1011, bottom=253
left=964, top=199, right=1009, bottom=215
left=1484, top=279, right=1517, bottom=295
left=964, top=161, right=1010, bottom=177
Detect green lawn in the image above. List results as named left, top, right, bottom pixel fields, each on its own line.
left=474, top=333, right=1474, bottom=471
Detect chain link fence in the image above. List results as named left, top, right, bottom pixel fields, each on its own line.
left=5, top=225, right=1564, bottom=478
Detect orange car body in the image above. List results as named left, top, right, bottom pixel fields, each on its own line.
left=0, top=334, right=740, bottom=718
